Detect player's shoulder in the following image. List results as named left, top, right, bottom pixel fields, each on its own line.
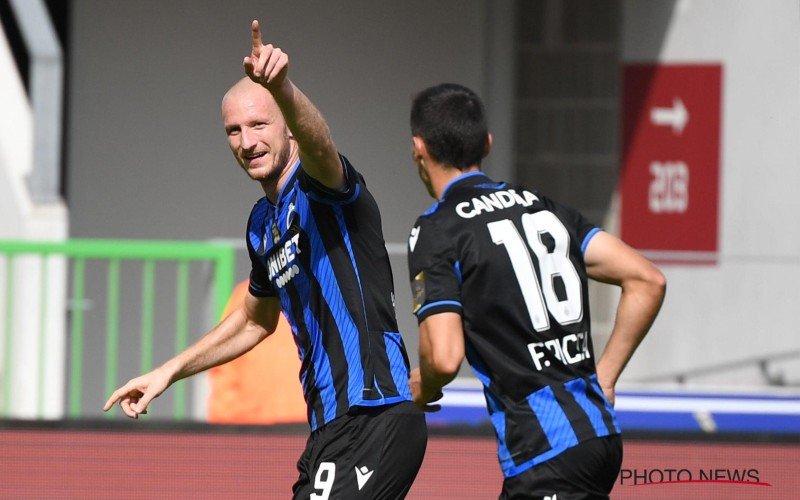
left=408, top=204, right=452, bottom=255
left=247, top=196, right=270, bottom=222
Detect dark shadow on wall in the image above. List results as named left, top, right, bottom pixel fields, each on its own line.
left=513, top=0, right=677, bottom=226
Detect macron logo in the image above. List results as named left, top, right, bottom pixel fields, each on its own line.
left=409, top=226, right=420, bottom=252
left=355, top=465, right=374, bottom=490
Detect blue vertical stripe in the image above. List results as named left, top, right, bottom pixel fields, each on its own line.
left=454, top=261, right=462, bottom=284
left=383, top=332, right=411, bottom=398
left=564, top=377, right=609, bottom=438
left=304, top=205, right=364, bottom=407
left=525, top=387, right=578, bottom=464
left=303, top=312, right=337, bottom=426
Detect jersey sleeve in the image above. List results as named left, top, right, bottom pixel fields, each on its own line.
left=542, top=195, right=603, bottom=255
left=407, top=217, right=462, bottom=323
left=245, top=207, right=276, bottom=298
left=299, top=153, right=363, bottom=205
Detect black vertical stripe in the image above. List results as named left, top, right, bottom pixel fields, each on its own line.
left=584, top=377, right=618, bottom=435
left=367, top=331, right=399, bottom=399
left=503, top=399, right=551, bottom=466
left=552, top=384, right=596, bottom=441
left=342, top=192, right=399, bottom=330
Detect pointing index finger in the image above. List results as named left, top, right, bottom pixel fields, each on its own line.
left=251, top=19, right=263, bottom=51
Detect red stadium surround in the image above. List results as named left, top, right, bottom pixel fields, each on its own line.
left=1, top=427, right=797, bottom=499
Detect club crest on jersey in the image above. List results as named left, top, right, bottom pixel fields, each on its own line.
left=271, top=220, right=281, bottom=244
left=286, top=202, right=297, bottom=228
left=455, top=189, right=539, bottom=219
left=411, top=272, right=426, bottom=313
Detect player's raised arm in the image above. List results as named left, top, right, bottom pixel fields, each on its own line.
left=243, top=20, right=344, bottom=191
left=103, top=294, right=280, bottom=418
left=584, top=231, right=666, bottom=405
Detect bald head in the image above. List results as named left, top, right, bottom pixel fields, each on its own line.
left=222, top=77, right=272, bottom=111
left=221, top=77, right=286, bottom=133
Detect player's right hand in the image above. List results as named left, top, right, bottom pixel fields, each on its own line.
left=243, top=19, right=289, bottom=90
left=103, top=367, right=172, bottom=419
left=409, top=368, right=443, bottom=413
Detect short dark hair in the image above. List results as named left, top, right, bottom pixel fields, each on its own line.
left=410, top=83, right=488, bottom=170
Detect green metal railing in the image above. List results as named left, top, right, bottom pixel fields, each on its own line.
left=0, top=239, right=236, bottom=419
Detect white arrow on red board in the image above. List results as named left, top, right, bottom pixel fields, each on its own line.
left=650, top=97, right=689, bottom=135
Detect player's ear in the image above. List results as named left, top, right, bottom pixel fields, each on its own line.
left=412, top=136, right=428, bottom=164
left=483, top=133, right=493, bottom=159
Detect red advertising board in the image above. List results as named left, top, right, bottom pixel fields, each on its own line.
left=620, top=64, right=722, bottom=264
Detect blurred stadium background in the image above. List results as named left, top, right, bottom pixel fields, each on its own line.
left=1, top=0, right=798, bottom=498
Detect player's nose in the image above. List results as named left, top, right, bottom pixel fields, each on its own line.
left=241, top=128, right=257, bottom=150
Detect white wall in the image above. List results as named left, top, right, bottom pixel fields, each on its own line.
left=618, top=0, right=800, bottom=385
left=0, top=23, right=68, bottom=418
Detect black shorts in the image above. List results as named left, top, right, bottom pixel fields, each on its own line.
left=292, top=401, right=427, bottom=500
left=500, top=435, right=623, bottom=500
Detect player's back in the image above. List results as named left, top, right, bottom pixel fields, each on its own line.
left=408, top=171, right=619, bottom=477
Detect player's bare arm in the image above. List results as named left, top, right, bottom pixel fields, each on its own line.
left=584, top=231, right=666, bottom=405
left=244, top=20, right=344, bottom=190
left=412, top=312, right=465, bottom=411
left=103, top=294, right=280, bottom=418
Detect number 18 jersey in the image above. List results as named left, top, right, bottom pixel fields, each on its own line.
left=407, top=171, right=619, bottom=478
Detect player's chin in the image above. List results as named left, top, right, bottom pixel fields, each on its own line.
left=243, top=164, right=273, bottom=182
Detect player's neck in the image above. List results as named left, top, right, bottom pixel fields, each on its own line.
left=261, top=149, right=301, bottom=204
left=433, top=164, right=481, bottom=200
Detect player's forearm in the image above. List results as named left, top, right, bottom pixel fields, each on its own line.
left=419, top=356, right=457, bottom=402
left=416, top=313, right=465, bottom=401
left=269, top=79, right=338, bottom=164
left=162, top=307, right=270, bottom=384
left=596, top=275, right=666, bottom=387
left=418, top=333, right=460, bottom=401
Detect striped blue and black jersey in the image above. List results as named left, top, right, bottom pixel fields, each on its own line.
left=246, top=155, right=412, bottom=431
left=407, top=171, right=619, bottom=477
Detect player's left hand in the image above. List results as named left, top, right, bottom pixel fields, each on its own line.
left=243, top=20, right=289, bottom=90
left=597, top=372, right=616, bottom=407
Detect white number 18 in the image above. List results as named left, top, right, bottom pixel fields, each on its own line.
left=488, top=211, right=583, bottom=332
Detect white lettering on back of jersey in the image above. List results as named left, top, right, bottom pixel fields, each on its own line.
left=527, top=332, right=591, bottom=371
left=456, top=189, right=539, bottom=219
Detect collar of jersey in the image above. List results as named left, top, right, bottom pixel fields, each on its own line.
left=440, top=170, right=489, bottom=201
left=266, top=159, right=302, bottom=208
